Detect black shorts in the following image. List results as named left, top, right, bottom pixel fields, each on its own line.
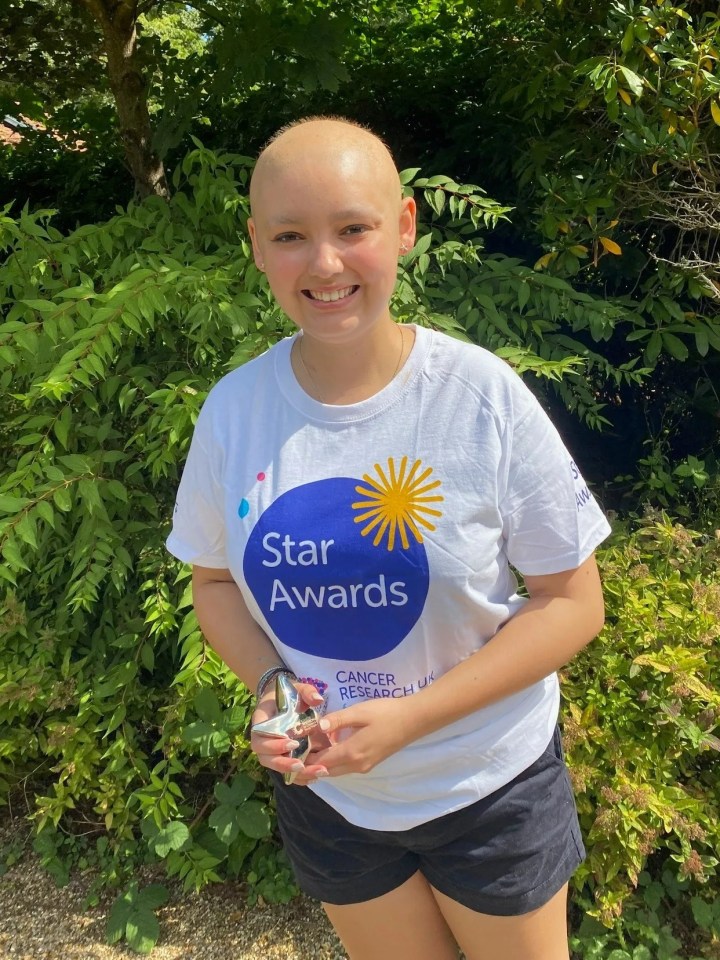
left=269, top=727, right=585, bottom=916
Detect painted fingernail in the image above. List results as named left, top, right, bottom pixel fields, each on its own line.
left=314, top=769, right=329, bottom=778
left=290, top=761, right=304, bottom=772
left=319, top=719, right=330, bottom=731
left=285, top=741, right=300, bottom=751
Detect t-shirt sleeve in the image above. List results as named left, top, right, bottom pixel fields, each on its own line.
left=499, top=384, right=611, bottom=576
left=166, top=414, right=228, bottom=569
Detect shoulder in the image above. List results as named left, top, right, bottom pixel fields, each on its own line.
left=421, top=327, right=539, bottom=422
left=199, top=337, right=290, bottom=422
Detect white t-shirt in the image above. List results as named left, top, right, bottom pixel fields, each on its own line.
left=167, top=325, right=611, bottom=830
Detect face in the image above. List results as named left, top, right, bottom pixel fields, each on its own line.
left=248, top=148, right=416, bottom=347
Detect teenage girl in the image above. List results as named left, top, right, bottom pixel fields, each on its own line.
left=167, top=116, right=610, bottom=960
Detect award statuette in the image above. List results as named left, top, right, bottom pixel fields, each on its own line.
left=252, top=673, right=321, bottom=785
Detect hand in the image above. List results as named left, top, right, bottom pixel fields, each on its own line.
left=250, top=681, right=330, bottom=786
left=310, top=697, right=421, bottom=777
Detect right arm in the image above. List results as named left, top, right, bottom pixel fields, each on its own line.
left=191, top=565, right=327, bottom=782
left=192, top=564, right=285, bottom=690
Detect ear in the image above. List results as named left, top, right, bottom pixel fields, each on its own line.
left=398, top=196, right=417, bottom=254
left=247, top=218, right=264, bottom=269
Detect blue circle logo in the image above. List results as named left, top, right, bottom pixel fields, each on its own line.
left=243, top=469, right=439, bottom=661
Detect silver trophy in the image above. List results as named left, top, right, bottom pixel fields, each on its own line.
left=252, top=673, right=320, bottom=784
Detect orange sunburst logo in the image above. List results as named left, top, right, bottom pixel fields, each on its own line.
left=351, top=457, right=443, bottom=551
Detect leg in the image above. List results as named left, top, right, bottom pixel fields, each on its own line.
left=323, top=871, right=460, bottom=960
left=430, top=882, right=570, bottom=960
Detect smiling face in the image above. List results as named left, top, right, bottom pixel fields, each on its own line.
left=248, top=120, right=416, bottom=347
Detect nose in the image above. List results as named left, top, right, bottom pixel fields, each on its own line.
left=309, top=241, right=343, bottom=278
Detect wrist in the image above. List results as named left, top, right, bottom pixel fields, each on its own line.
left=401, top=685, right=442, bottom=743
left=255, top=665, right=297, bottom=700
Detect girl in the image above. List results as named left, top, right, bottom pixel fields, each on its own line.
left=167, top=116, right=610, bottom=960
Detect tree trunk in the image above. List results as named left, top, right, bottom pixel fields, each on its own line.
left=78, top=0, right=169, bottom=199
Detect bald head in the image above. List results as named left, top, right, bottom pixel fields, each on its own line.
left=249, top=117, right=402, bottom=215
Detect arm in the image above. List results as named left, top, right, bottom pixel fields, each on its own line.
left=315, top=553, right=604, bottom=776
left=192, top=564, right=283, bottom=689
left=191, top=565, right=326, bottom=779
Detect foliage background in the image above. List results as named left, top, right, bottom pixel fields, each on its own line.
left=1, top=0, right=719, bottom=956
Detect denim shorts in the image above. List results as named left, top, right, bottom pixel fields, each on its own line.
left=269, top=726, right=585, bottom=916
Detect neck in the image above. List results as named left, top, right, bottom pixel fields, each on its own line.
left=293, top=322, right=413, bottom=405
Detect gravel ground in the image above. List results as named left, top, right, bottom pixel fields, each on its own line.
left=0, top=822, right=346, bottom=960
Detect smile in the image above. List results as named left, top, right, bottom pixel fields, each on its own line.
left=303, top=285, right=359, bottom=302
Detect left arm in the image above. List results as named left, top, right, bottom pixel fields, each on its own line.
left=315, top=553, right=604, bottom=777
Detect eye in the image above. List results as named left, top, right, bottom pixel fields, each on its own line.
left=342, top=224, right=370, bottom=236
left=273, top=232, right=302, bottom=243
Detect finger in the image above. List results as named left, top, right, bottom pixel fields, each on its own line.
left=307, top=738, right=372, bottom=777
left=251, top=735, right=301, bottom=756
left=257, top=754, right=309, bottom=777
left=251, top=695, right=279, bottom=725
left=290, top=763, right=330, bottom=786
left=294, top=681, right=325, bottom=708
left=315, top=704, right=363, bottom=737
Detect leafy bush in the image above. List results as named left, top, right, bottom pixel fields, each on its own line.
left=1, top=144, right=719, bottom=953
left=565, top=512, right=720, bottom=956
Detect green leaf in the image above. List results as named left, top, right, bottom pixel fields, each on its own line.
left=15, top=513, right=38, bottom=549
left=138, top=884, right=169, bottom=911
left=423, top=175, right=450, bottom=187
left=181, top=721, right=230, bottom=756
left=153, top=821, right=191, bottom=858
left=36, top=500, right=55, bottom=527
left=691, top=896, right=714, bottom=930
left=106, top=888, right=135, bottom=942
left=105, top=703, right=126, bottom=735
left=209, top=803, right=239, bottom=845
left=662, top=332, right=689, bottom=361
left=399, top=167, right=421, bottom=185
left=222, top=705, right=248, bottom=732
left=54, top=406, right=72, bottom=449
left=0, top=495, right=30, bottom=513
left=125, top=912, right=160, bottom=955
left=140, top=643, right=155, bottom=672
left=236, top=800, right=271, bottom=839
left=53, top=487, right=72, bottom=511
left=413, top=233, right=433, bottom=256
left=619, top=66, right=643, bottom=97
left=645, top=331, right=662, bottom=363
left=2, top=538, right=30, bottom=572
left=517, top=283, right=530, bottom=311
left=644, top=880, right=664, bottom=911
left=621, top=23, right=635, bottom=54
left=695, top=330, right=709, bottom=356
left=215, top=773, right=254, bottom=805
left=194, top=688, right=222, bottom=724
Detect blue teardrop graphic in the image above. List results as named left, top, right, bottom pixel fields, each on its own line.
left=238, top=499, right=250, bottom=519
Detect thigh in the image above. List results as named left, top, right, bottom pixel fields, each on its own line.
left=417, top=727, right=584, bottom=916
left=323, top=871, right=460, bottom=960
left=431, top=882, right=570, bottom=960
left=269, top=771, right=418, bottom=904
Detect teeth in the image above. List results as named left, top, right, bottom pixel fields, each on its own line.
left=308, top=286, right=355, bottom=302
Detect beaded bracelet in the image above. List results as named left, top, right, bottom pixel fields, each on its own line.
left=255, top=665, right=297, bottom=700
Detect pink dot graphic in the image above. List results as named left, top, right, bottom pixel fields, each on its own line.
left=257, top=472, right=266, bottom=481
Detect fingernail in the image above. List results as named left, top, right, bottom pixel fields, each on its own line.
left=319, top=719, right=330, bottom=731
left=310, top=692, right=324, bottom=703
left=290, top=761, right=304, bottom=772
left=285, top=741, right=300, bottom=752
left=314, top=769, right=329, bottom=778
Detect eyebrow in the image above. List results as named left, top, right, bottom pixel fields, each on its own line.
left=267, top=208, right=382, bottom=226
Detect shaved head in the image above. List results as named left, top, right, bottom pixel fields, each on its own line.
left=246, top=115, right=417, bottom=344
left=249, top=117, right=402, bottom=215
